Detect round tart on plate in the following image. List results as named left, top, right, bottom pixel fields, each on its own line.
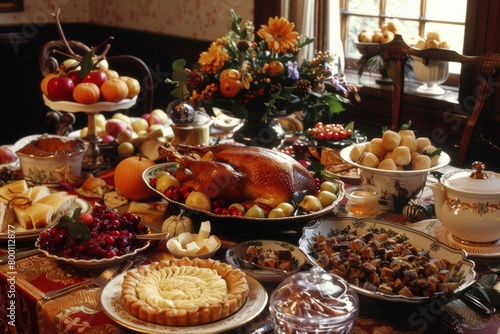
left=121, top=257, right=249, bottom=326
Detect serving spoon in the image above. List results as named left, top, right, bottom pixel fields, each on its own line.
left=135, top=232, right=170, bottom=240
left=236, top=257, right=288, bottom=277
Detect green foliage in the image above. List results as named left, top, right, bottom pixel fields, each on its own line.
left=57, top=207, right=90, bottom=240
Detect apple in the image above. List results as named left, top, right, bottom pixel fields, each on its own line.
left=276, top=202, right=295, bottom=217
left=66, top=70, right=82, bottom=85
left=47, top=76, right=75, bottom=101
left=245, top=205, right=265, bottom=218
left=0, top=146, right=16, bottom=164
left=105, top=119, right=128, bottom=138
left=141, top=113, right=152, bottom=122
left=298, top=195, right=323, bottom=212
left=268, top=207, right=285, bottom=218
left=381, top=30, right=395, bottom=44
left=82, top=70, right=108, bottom=88
left=156, top=174, right=181, bottom=194
left=116, top=129, right=133, bottom=143
left=148, top=114, right=162, bottom=126
left=132, top=118, right=149, bottom=133
left=185, top=191, right=212, bottom=212
left=151, top=109, right=169, bottom=124
left=320, top=181, right=339, bottom=194
left=316, top=191, right=338, bottom=208
left=112, top=112, right=132, bottom=125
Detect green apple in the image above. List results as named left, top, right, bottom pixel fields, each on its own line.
left=268, top=207, right=285, bottom=218
left=276, top=202, right=295, bottom=217
left=317, top=190, right=337, bottom=208
left=298, top=195, right=323, bottom=212
left=245, top=205, right=265, bottom=218
left=185, top=191, right=212, bottom=212
left=320, top=181, right=339, bottom=194
left=229, top=203, right=245, bottom=214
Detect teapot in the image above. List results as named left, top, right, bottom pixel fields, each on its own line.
left=428, top=162, right=500, bottom=244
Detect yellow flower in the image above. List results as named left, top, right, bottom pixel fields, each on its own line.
left=198, top=42, right=229, bottom=74
left=257, top=16, right=299, bottom=54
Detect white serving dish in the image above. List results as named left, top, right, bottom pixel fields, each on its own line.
left=225, top=239, right=307, bottom=283
left=299, top=217, right=476, bottom=303
left=166, top=233, right=221, bottom=259
left=340, top=145, right=450, bottom=210
left=13, top=134, right=85, bottom=185
left=43, top=94, right=137, bottom=113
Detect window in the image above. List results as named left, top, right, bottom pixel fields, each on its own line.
left=340, top=0, right=468, bottom=85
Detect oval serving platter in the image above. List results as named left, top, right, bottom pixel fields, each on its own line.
left=298, top=217, right=476, bottom=303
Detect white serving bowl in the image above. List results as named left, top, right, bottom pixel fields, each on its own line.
left=225, top=240, right=306, bottom=283
left=340, top=145, right=450, bottom=211
left=13, top=134, right=85, bottom=185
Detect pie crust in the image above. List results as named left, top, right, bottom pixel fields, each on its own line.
left=121, top=257, right=249, bottom=326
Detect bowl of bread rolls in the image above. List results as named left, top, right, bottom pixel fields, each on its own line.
left=340, top=128, right=450, bottom=212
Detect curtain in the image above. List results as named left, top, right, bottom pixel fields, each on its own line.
left=280, top=0, right=344, bottom=80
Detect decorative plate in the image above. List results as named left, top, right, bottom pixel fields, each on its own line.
left=299, top=217, right=476, bottom=303
left=142, top=163, right=345, bottom=231
left=100, top=272, right=268, bottom=334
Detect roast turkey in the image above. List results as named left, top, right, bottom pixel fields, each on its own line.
left=158, top=143, right=317, bottom=208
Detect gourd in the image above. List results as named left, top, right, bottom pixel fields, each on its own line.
left=161, top=209, right=194, bottom=237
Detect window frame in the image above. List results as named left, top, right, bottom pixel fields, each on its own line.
left=339, top=0, right=467, bottom=88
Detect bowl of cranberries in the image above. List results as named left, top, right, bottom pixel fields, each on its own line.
left=36, top=205, right=151, bottom=268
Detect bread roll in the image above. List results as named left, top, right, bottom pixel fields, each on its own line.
left=393, top=146, right=412, bottom=166
left=368, top=138, right=386, bottom=158
left=422, top=145, right=441, bottom=167
left=360, top=152, right=380, bottom=168
left=398, top=129, right=416, bottom=139
left=416, top=137, right=432, bottom=152
left=349, top=144, right=365, bottom=162
left=382, top=130, right=401, bottom=151
left=45, top=195, right=77, bottom=224
left=412, top=155, right=431, bottom=170
left=378, top=158, right=398, bottom=170
left=13, top=206, right=32, bottom=230
left=23, top=185, right=51, bottom=202
left=400, top=136, right=418, bottom=152
left=35, top=191, right=69, bottom=204
left=0, top=180, right=28, bottom=199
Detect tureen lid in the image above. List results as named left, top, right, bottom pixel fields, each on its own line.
left=441, top=161, right=500, bottom=194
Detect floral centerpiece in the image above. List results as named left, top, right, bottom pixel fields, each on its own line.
left=167, top=10, right=351, bottom=147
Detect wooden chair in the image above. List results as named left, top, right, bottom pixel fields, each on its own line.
left=378, top=35, right=500, bottom=165
left=39, top=40, right=154, bottom=135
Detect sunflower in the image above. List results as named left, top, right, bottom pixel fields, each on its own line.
left=257, top=16, right=299, bottom=54
left=198, top=41, right=229, bottom=74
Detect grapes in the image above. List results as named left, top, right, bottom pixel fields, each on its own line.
left=163, top=185, right=193, bottom=204
left=38, top=205, right=148, bottom=260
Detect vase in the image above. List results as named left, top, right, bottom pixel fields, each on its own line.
left=232, top=112, right=285, bottom=149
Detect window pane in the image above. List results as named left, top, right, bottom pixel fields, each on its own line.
left=348, top=16, right=380, bottom=54
left=424, top=23, right=465, bottom=54
left=386, top=0, right=420, bottom=19
left=348, top=0, right=380, bottom=14
left=426, top=0, right=467, bottom=22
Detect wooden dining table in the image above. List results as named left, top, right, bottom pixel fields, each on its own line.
left=1, top=167, right=500, bottom=334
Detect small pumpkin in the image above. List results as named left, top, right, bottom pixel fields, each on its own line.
left=73, top=82, right=100, bottom=104
left=101, top=78, right=129, bottom=102
left=114, top=155, right=155, bottom=201
left=161, top=209, right=194, bottom=237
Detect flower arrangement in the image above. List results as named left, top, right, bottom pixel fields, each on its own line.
left=167, top=10, right=351, bottom=127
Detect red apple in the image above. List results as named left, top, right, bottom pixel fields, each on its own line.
left=141, top=113, right=152, bottom=122
left=82, top=70, right=108, bottom=88
left=47, top=76, right=75, bottom=101
left=0, top=146, right=16, bottom=164
left=105, top=119, right=128, bottom=138
left=66, top=70, right=82, bottom=85
left=148, top=114, right=162, bottom=126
